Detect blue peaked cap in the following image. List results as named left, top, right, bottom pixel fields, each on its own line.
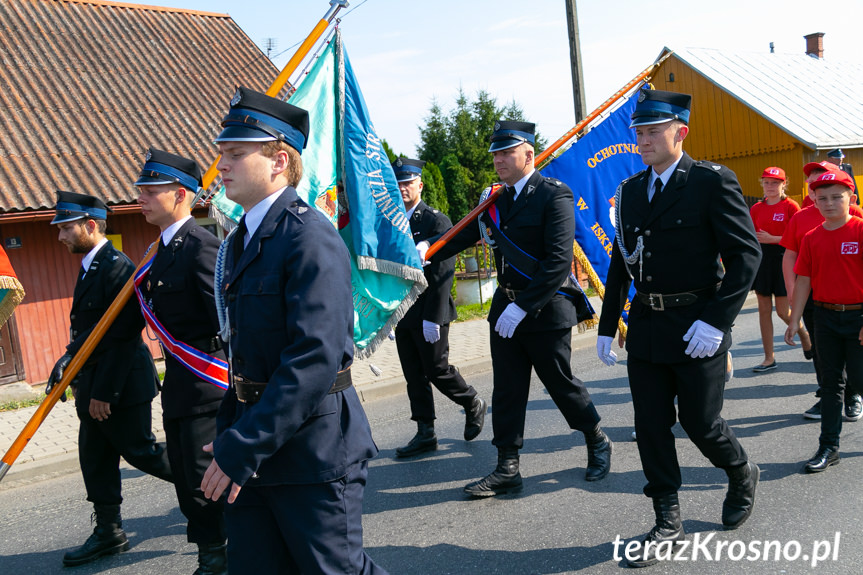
left=214, top=87, right=310, bottom=155
left=392, top=158, right=425, bottom=182
left=51, top=191, right=109, bottom=224
left=629, top=88, right=692, bottom=128
left=134, top=148, right=202, bottom=191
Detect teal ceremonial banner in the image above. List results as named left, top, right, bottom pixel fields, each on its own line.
left=210, top=31, right=426, bottom=357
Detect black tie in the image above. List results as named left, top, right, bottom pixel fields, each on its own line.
left=234, top=217, right=248, bottom=260
left=78, top=266, right=87, bottom=282
left=504, top=185, right=515, bottom=211
left=650, top=178, right=662, bottom=208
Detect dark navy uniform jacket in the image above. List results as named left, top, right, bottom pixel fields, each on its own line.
left=433, top=170, right=580, bottom=332
left=140, top=219, right=225, bottom=419
left=213, top=187, right=378, bottom=487
left=598, top=152, right=761, bottom=363
left=67, top=241, right=159, bottom=415
left=400, top=201, right=457, bottom=328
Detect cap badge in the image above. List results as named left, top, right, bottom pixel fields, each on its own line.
left=231, top=89, right=242, bottom=107
left=145, top=150, right=152, bottom=161
left=395, top=158, right=403, bottom=167
left=494, top=122, right=501, bottom=131
left=637, top=90, right=647, bottom=103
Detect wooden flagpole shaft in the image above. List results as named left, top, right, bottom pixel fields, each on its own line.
left=426, top=59, right=664, bottom=262
left=0, top=0, right=350, bottom=484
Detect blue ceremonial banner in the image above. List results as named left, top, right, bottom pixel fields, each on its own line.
left=540, top=95, right=645, bottom=322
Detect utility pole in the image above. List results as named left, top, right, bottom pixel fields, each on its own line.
left=565, top=0, right=587, bottom=123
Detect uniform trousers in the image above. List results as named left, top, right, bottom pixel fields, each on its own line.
left=815, top=307, right=863, bottom=449
left=163, top=412, right=225, bottom=544
left=489, top=326, right=600, bottom=449
left=78, top=400, right=173, bottom=505
left=803, top=298, right=857, bottom=400
left=224, top=460, right=389, bottom=575
left=628, top=352, right=747, bottom=499
left=395, top=323, right=477, bottom=421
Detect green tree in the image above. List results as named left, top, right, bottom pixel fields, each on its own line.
left=416, top=90, right=542, bottom=222
left=382, top=139, right=398, bottom=163
left=420, top=162, right=449, bottom=214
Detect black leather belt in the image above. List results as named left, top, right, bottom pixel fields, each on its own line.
left=499, top=286, right=522, bottom=301
left=814, top=301, right=863, bottom=311
left=636, top=284, right=720, bottom=311
left=233, top=369, right=353, bottom=404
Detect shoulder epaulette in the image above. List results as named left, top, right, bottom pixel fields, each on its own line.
left=694, top=160, right=726, bottom=174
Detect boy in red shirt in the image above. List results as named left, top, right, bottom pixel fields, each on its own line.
left=785, top=170, right=863, bottom=472
left=781, top=162, right=863, bottom=420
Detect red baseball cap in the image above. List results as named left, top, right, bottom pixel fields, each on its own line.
left=802, top=161, right=839, bottom=177
left=809, top=169, right=855, bottom=191
left=761, top=167, right=786, bottom=181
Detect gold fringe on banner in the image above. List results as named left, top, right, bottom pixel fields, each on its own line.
left=572, top=241, right=627, bottom=339
left=0, top=276, right=25, bottom=328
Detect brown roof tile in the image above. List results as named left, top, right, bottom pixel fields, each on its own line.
left=0, top=0, right=279, bottom=213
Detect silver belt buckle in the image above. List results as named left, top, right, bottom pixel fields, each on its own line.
left=504, top=287, right=517, bottom=301
left=648, top=293, right=665, bottom=311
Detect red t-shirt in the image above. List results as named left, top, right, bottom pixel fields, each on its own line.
left=780, top=204, right=863, bottom=253
left=795, top=217, right=863, bottom=304
left=750, top=197, right=800, bottom=239
left=801, top=195, right=814, bottom=209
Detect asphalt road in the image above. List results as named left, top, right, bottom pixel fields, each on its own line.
left=1, top=303, right=861, bottom=574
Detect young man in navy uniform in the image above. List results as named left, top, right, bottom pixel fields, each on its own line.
left=135, top=149, right=227, bottom=575
left=419, top=121, right=612, bottom=497
left=596, top=89, right=762, bottom=567
left=47, top=192, right=173, bottom=567
left=392, top=157, right=487, bottom=457
left=200, top=87, right=388, bottom=574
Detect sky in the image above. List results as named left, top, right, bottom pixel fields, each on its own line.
left=150, top=0, right=863, bottom=156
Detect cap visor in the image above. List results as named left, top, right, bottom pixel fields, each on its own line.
left=134, top=175, right=176, bottom=186
left=214, top=125, right=278, bottom=143
left=629, top=117, right=674, bottom=129
left=50, top=214, right=84, bottom=225
left=488, top=139, right=524, bottom=153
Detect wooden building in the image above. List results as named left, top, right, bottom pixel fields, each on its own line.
left=649, top=34, right=863, bottom=205
left=0, top=0, right=278, bottom=386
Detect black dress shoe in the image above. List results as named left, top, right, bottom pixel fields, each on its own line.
left=464, top=447, right=522, bottom=497
left=722, top=461, right=759, bottom=530
left=626, top=494, right=685, bottom=568
left=804, top=446, right=840, bottom=473
left=584, top=427, right=612, bottom=481
left=464, top=397, right=487, bottom=441
left=63, top=504, right=129, bottom=567
left=396, top=421, right=437, bottom=458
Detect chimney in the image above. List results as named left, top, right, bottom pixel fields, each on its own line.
left=804, top=32, right=825, bottom=58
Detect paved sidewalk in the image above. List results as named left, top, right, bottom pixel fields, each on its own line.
left=0, top=297, right=603, bottom=488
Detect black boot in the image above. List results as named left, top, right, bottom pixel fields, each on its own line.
left=194, top=542, right=228, bottom=575
left=464, top=397, right=487, bottom=441
left=62, top=504, right=129, bottom=567
left=395, top=420, right=437, bottom=458
left=584, top=425, right=613, bottom=482
left=626, top=494, right=685, bottom=568
left=464, top=447, right=523, bottom=497
left=722, top=461, right=760, bottom=530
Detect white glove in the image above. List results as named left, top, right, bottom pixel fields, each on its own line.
left=495, top=303, right=527, bottom=339
left=422, top=321, right=440, bottom=343
left=683, top=320, right=724, bottom=358
left=416, top=241, right=431, bottom=267
left=596, top=335, right=617, bottom=366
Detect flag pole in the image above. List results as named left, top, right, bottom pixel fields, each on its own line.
left=0, top=0, right=351, bottom=484
left=425, top=56, right=669, bottom=261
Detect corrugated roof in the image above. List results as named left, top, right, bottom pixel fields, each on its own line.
left=0, top=0, right=279, bottom=213
left=668, top=47, right=863, bottom=151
